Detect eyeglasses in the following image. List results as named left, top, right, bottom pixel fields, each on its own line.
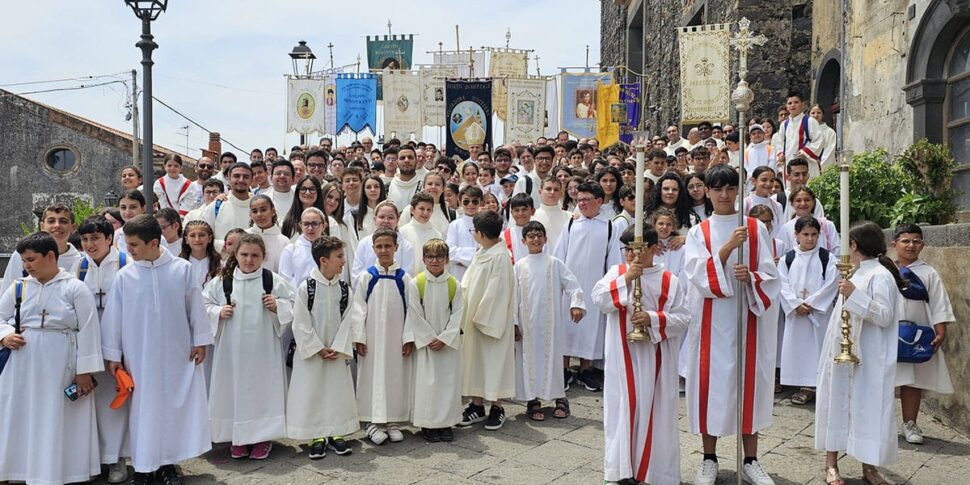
left=576, top=197, right=597, bottom=204
left=308, top=163, right=326, bottom=169
left=621, top=247, right=636, bottom=253
left=462, top=198, right=481, bottom=206
left=424, top=254, right=447, bottom=261
left=299, top=187, right=318, bottom=193
left=300, top=221, right=323, bottom=229
left=524, top=233, right=544, bottom=240
left=687, top=184, right=705, bottom=190
left=203, top=189, right=222, bottom=196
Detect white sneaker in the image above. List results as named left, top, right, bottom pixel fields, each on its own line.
left=742, top=460, right=776, bottom=485
left=387, top=424, right=405, bottom=443
left=366, top=424, right=388, bottom=445
left=693, top=459, right=718, bottom=485
left=903, top=420, right=924, bottom=444
left=107, top=460, right=129, bottom=484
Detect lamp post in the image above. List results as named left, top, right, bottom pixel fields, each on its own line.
left=289, top=40, right=316, bottom=145
left=125, top=0, right=168, bottom=217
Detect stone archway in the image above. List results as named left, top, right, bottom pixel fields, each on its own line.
left=814, top=51, right=841, bottom=125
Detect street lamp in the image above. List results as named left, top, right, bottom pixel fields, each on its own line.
left=125, top=0, right=168, bottom=216
left=289, top=40, right=316, bottom=78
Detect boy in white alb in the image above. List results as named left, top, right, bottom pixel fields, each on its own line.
left=592, top=224, right=690, bottom=485
left=2, top=203, right=83, bottom=291
left=531, top=177, right=572, bottom=251
left=502, top=193, right=534, bottom=263
left=446, top=186, right=484, bottom=280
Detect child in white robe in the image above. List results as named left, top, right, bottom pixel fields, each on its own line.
left=531, top=177, right=572, bottom=251
left=780, top=186, right=839, bottom=255
left=0, top=232, right=103, bottom=485
left=446, top=186, right=484, bottom=280
left=815, top=222, right=904, bottom=485
left=279, top=208, right=329, bottom=288
left=2, top=203, right=83, bottom=291
left=287, top=236, right=358, bottom=459
left=892, top=224, right=955, bottom=445
left=204, top=234, right=294, bottom=460
left=349, top=228, right=414, bottom=445
left=180, top=220, right=222, bottom=390
left=78, top=216, right=132, bottom=483
left=246, top=195, right=290, bottom=273
left=502, top=193, right=535, bottom=264
left=405, top=239, right=465, bottom=442
left=777, top=216, right=838, bottom=405
left=743, top=167, right=785, bottom=238
left=514, top=221, right=585, bottom=421
left=399, top=192, right=444, bottom=274
left=592, top=223, right=690, bottom=485
left=100, top=215, right=213, bottom=484
left=351, top=201, right=416, bottom=281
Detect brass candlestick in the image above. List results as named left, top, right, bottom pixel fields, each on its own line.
left=834, top=255, right=860, bottom=364
left=626, top=241, right=648, bottom=342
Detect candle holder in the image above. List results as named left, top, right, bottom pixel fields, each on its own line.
left=626, top=241, right=649, bottom=342
left=834, top=255, right=860, bottom=364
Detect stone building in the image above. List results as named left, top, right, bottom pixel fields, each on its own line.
left=600, top=0, right=813, bottom=133
left=0, top=88, right=201, bottom=254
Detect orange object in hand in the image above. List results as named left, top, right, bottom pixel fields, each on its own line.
left=110, top=368, right=134, bottom=410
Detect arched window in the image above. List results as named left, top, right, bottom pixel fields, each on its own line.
left=947, top=27, right=970, bottom=162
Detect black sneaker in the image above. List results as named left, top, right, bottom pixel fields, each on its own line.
left=422, top=427, right=441, bottom=443
left=157, top=465, right=183, bottom=485
left=328, top=436, right=352, bottom=455
left=132, top=472, right=153, bottom=485
left=577, top=368, right=602, bottom=392
left=563, top=368, right=574, bottom=392
left=439, top=427, right=455, bottom=442
left=457, top=403, right=487, bottom=427
left=308, top=439, right=327, bottom=460
left=484, top=405, right=506, bottom=431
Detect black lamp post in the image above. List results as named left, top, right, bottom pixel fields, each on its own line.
left=125, top=0, right=167, bottom=216
left=289, top=41, right=316, bottom=146
left=103, top=190, right=121, bottom=208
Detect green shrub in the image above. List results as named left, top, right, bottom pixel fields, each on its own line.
left=809, top=148, right=914, bottom=229
left=890, top=139, right=957, bottom=225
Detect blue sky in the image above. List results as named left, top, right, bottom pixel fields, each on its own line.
left=0, top=1, right=601, bottom=157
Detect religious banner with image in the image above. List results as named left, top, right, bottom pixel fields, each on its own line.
left=367, top=35, right=414, bottom=71
left=434, top=51, right=489, bottom=78
left=323, top=69, right=342, bottom=136
left=678, top=23, right=731, bottom=124
left=445, top=79, right=492, bottom=159
left=487, top=48, right=530, bottom=120
left=335, top=73, right=378, bottom=134
left=382, top=70, right=423, bottom=140
left=618, top=82, right=641, bottom=144
left=596, top=81, right=621, bottom=147
left=418, top=64, right=458, bottom=127
left=286, top=78, right=326, bottom=134
left=560, top=71, right=612, bottom=139
left=505, top=77, right=546, bottom=144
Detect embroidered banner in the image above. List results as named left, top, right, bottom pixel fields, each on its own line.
left=322, top=70, right=342, bottom=136
left=335, top=73, right=377, bottom=134
left=596, top=81, right=621, bottom=147
left=487, top=48, right=530, bottom=120
left=618, top=82, right=641, bottom=144
left=367, top=35, right=414, bottom=70
left=382, top=70, right=423, bottom=140
left=678, top=23, right=731, bottom=124
left=434, top=51, right=488, bottom=78
left=418, top=64, right=458, bottom=127
left=560, top=72, right=612, bottom=139
left=505, top=77, right=547, bottom=144
left=445, top=79, right=492, bottom=159
left=286, top=78, right=326, bottom=135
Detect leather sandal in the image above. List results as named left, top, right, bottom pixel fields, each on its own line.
left=526, top=399, right=545, bottom=421
left=862, top=465, right=889, bottom=485
left=825, top=466, right=845, bottom=485
left=791, top=388, right=816, bottom=405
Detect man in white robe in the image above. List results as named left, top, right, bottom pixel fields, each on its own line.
left=683, top=165, right=780, bottom=485
left=777, top=92, right=824, bottom=177
left=513, top=145, right=555, bottom=208
left=203, top=163, right=254, bottom=241
left=2, top=204, right=82, bottom=291
left=781, top=159, right=826, bottom=221
left=100, top=215, right=213, bottom=482
left=592, top=224, right=689, bottom=485
left=0, top=233, right=103, bottom=485
left=386, top=147, right=423, bottom=210
left=268, top=160, right=296, bottom=216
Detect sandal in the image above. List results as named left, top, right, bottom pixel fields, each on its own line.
left=553, top=398, right=570, bottom=419
left=526, top=399, right=545, bottom=421
left=862, top=465, right=889, bottom=485
left=791, top=388, right=815, bottom=405
left=825, top=466, right=846, bottom=485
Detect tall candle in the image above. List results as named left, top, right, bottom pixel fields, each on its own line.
left=635, top=146, right=645, bottom=239
left=839, top=164, right=850, bottom=254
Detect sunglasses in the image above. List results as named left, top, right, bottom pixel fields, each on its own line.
left=462, top=198, right=482, bottom=206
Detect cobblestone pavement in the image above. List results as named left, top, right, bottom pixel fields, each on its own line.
left=95, top=388, right=969, bottom=484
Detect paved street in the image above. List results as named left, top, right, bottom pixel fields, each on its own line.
left=94, top=387, right=969, bottom=484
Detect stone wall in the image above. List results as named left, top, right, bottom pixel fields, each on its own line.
left=600, top=0, right=626, bottom=70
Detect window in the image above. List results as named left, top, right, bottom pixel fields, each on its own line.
left=947, top=28, right=970, bottom=162
left=44, top=147, right=77, bottom=173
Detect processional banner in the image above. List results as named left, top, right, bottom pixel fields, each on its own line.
left=505, top=77, right=546, bottom=144
left=560, top=72, right=612, bottom=139
left=434, top=51, right=488, bottom=78
left=382, top=70, right=423, bottom=140
left=596, top=81, right=621, bottom=147
left=445, top=79, right=492, bottom=159
left=678, top=23, right=731, bottom=124
left=286, top=78, right=326, bottom=134
left=418, top=64, right=458, bottom=127
left=367, top=35, right=414, bottom=70
left=618, top=82, right=641, bottom=144
left=322, top=69, right=342, bottom=136
left=487, top=48, right=530, bottom=120
left=335, top=73, right=377, bottom=134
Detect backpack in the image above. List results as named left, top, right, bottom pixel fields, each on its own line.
left=365, top=267, right=407, bottom=310
left=416, top=272, right=458, bottom=311
left=214, top=199, right=224, bottom=219
left=305, top=278, right=350, bottom=314
left=78, top=252, right=127, bottom=282
left=566, top=218, right=613, bottom=273
left=222, top=268, right=274, bottom=304
left=0, top=279, right=24, bottom=375
left=784, top=247, right=830, bottom=280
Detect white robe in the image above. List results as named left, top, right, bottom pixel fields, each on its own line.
left=269, top=189, right=295, bottom=217
left=203, top=268, right=294, bottom=445
left=79, top=249, right=132, bottom=464
left=512, top=170, right=544, bottom=209
left=513, top=254, right=584, bottom=401
left=684, top=214, right=780, bottom=436
left=817, top=122, right=837, bottom=170
left=387, top=176, right=423, bottom=211
left=247, top=225, right=290, bottom=273
left=287, top=269, right=359, bottom=439
left=778, top=246, right=839, bottom=387
left=743, top=194, right=785, bottom=238
left=203, top=193, right=252, bottom=241
left=502, top=224, right=529, bottom=264
left=815, top=259, right=900, bottom=466
left=162, top=236, right=182, bottom=257
left=399, top=203, right=454, bottom=236
left=100, top=248, right=213, bottom=473
left=2, top=244, right=82, bottom=292
left=592, top=264, right=688, bottom=485
left=350, top=209, right=377, bottom=242
left=351, top=234, right=416, bottom=285
left=279, top=236, right=317, bottom=288
left=779, top=216, right=840, bottom=256
left=154, top=174, right=201, bottom=215
left=460, top=242, right=517, bottom=401
left=399, top=219, right=443, bottom=275
left=328, top=220, right=357, bottom=284
left=780, top=112, right=824, bottom=177
left=894, top=260, right=954, bottom=393
left=404, top=270, right=465, bottom=428
left=553, top=215, right=622, bottom=360
left=445, top=215, right=479, bottom=280
left=0, top=270, right=103, bottom=485
left=349, top=263, right=412, bottom=423
left=743, top=141, right=779, bottom=180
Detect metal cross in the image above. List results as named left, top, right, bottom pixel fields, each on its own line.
left=506, top=28, right=511, bottom=48
left=40, top=309, right=49, bottom=328
left=327, top=42, right=335, bottom=70
left=96, top=289, right=107, bottom=311
left=534, top=54, right=541, bottom=76
left=800, top=288, right=809, bottom=299
left=729, top=17, right=767, bottom=83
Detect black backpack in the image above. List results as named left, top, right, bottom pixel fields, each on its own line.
left=784, top=247, right=830, bottom=280
left=222, top=268, right=274, bottom=303
left=289, top=277, right=350, bottom=367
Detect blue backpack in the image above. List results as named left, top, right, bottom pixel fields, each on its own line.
left=78, top=252, right=128, bottom=281
left=365, top=267, right=407, bottom=315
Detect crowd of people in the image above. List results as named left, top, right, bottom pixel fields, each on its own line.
left=0, top=91, right=955, bottom=485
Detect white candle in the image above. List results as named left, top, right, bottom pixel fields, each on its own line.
left=634, top=146, right=645, bottom=239
left=839, top=164, right=850, bottom=254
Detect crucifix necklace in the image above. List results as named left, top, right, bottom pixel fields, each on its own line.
left=800, top=288, right=809, bottom=299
